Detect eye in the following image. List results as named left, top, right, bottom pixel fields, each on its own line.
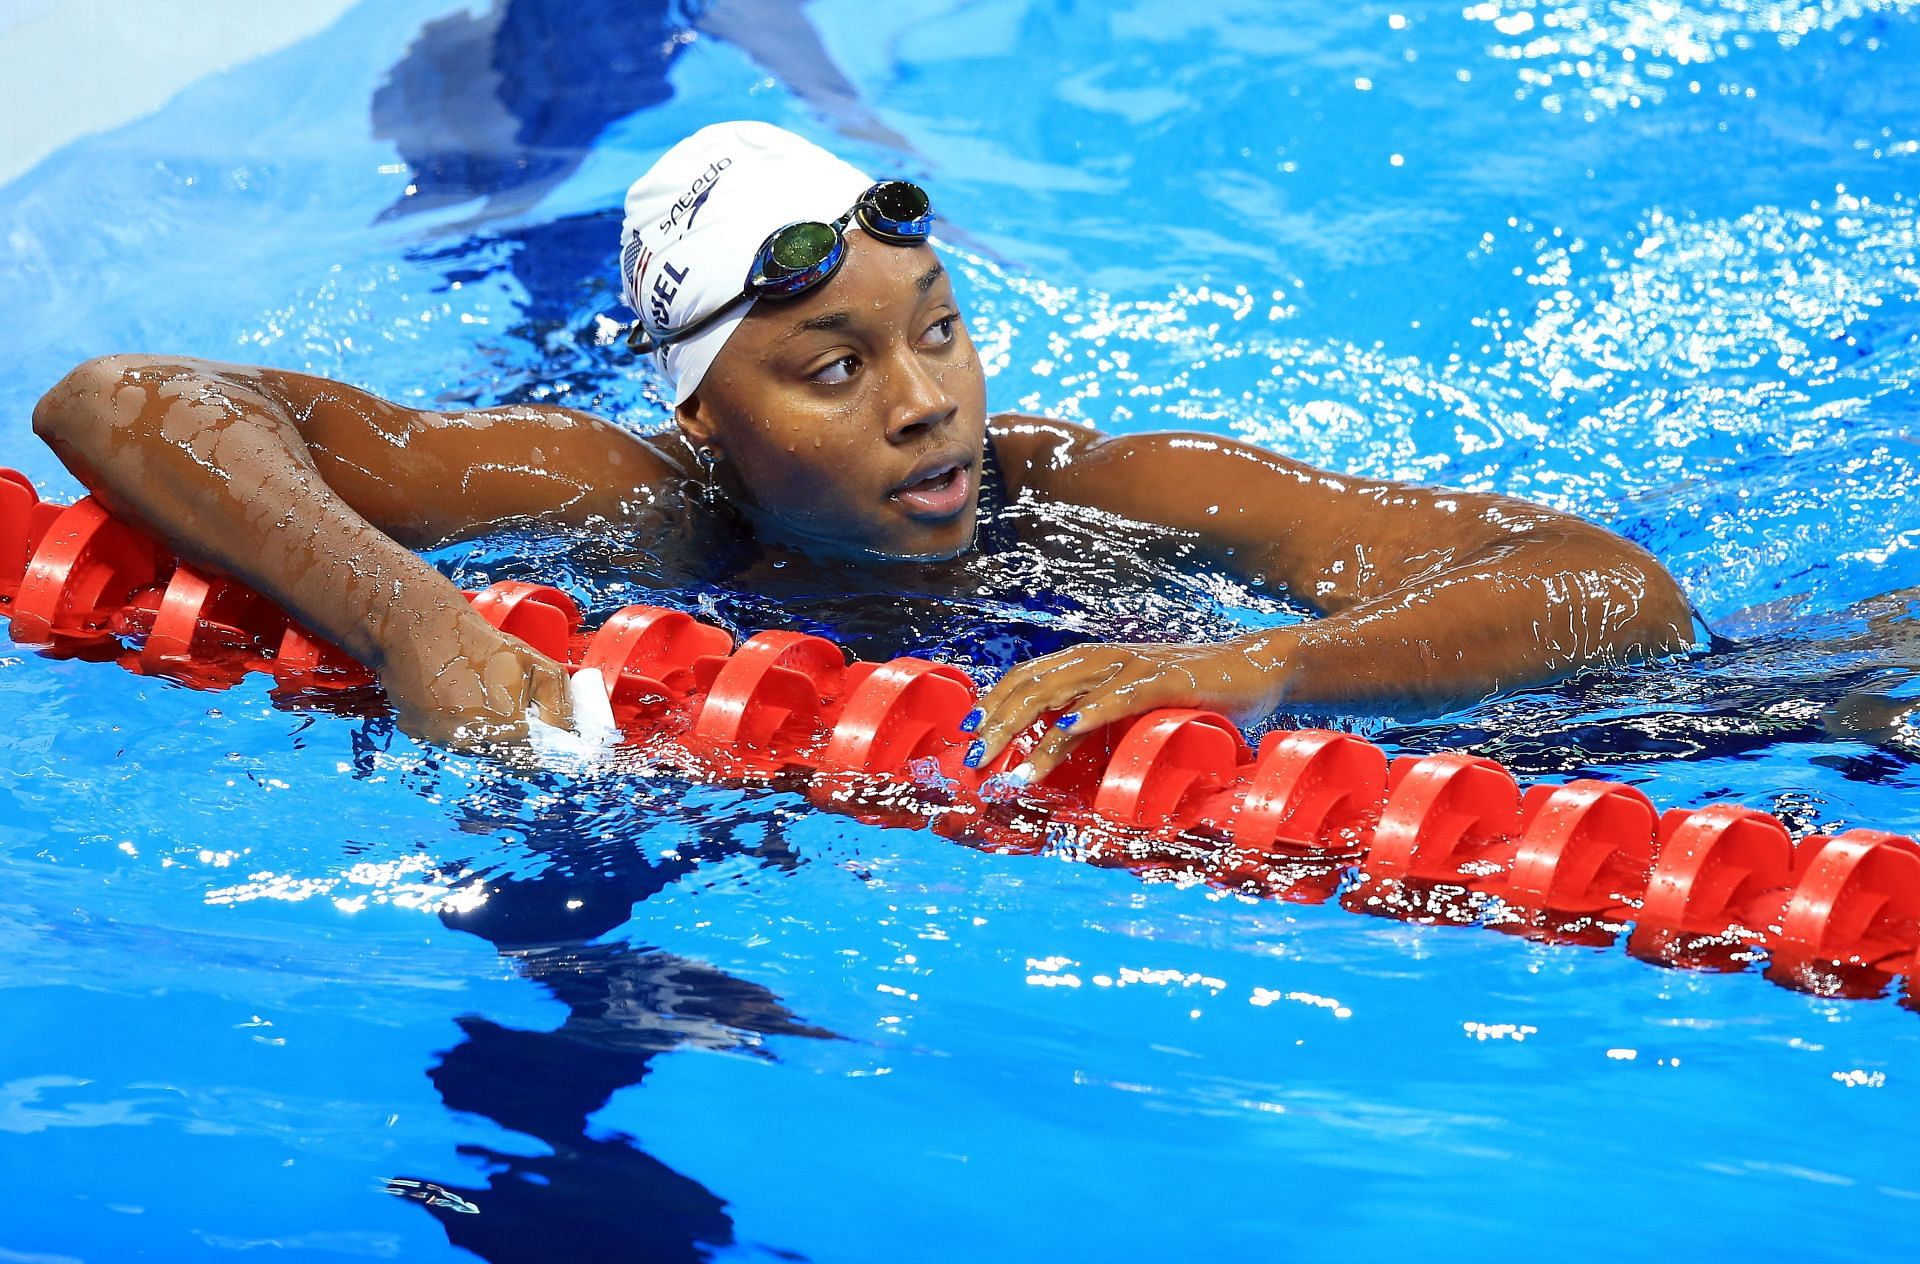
left=920, top=313, right=959, bottom=348
left=810, top=354, right=859, bottom=386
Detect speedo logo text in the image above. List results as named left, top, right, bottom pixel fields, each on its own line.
left=656, top=158, right=732, bottom=235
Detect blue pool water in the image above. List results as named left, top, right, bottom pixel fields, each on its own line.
left=4, top=1, right=1920, bottom=1258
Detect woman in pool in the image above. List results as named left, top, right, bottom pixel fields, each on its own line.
left=29, top=121, right=1693, bottom=779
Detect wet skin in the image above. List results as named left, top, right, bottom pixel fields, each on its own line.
left=675, top=233, right=989, bottom=562
left=31, top=230, right=1695, bottom=767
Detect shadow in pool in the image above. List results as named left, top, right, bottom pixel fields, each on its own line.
left=386, top=772, right=833, bottom=1262
left=372, top=0, right=908, bottom=227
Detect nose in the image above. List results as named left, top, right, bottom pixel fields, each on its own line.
left=880, top=345, right=956, bottom=444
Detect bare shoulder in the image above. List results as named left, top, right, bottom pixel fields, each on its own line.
left=987, top=415, right=1341, bottom=502
left=987, top=412, right=1109, bottom=498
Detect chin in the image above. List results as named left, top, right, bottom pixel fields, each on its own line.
left=868, top=514, right=978, bottom=563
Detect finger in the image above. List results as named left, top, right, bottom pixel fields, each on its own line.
left=971, top=646, right=1105, bottom=724
left=390, top=696, right=468, bottom=750
left=1015, top=725, right=1088, bottom=783
left=1016, top=680, right=1163, bottom=781
left=525, top=659, right=576, bottom=732
left=474, top=635, right=544, bottom=715
left=969, top=652, right=1126, bottom=767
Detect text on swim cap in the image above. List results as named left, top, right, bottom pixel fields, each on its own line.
left=656, top=159, right=732, bottom=236
left=649, top=261, right=691, bottom=330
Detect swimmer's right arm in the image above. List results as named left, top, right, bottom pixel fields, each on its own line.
left=31, top=355, right=676, bottom=741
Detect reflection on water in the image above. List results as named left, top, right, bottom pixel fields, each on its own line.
left=393, top=943, right=830, bottom=1261
left=387, top=768, right=832, bottom=1262
left=371, top=0, right=683, bottom=223
left=1464, top=0, right=1920, bottom=115
left=373, top=0, right=908, bottom=227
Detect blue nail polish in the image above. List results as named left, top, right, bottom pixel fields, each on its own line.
left=963, top=739, right=985, bottom=769
left=960, top=708, right=983, bottom=734
left=1055, top=711, right=1080, bottom=730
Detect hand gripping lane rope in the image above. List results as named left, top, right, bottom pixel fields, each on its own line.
left=4, top=470, right=1918, bottom=1004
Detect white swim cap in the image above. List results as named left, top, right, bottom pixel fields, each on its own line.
left=619, top=121, right=875, bottom=407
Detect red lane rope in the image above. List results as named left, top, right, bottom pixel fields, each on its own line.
left=3, top=468, right=1915, bottom=1004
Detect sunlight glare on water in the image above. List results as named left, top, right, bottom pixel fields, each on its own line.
left=1465, top=0, right=1920, bottom=115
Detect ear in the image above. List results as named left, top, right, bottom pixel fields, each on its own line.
left=674, top=391, right=723, bottom=460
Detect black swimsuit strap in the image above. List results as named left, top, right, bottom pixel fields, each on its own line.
left=973, top=435, right=1018, bottom=555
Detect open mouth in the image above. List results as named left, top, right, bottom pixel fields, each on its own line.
left=889, top=460, right=973, bottom=520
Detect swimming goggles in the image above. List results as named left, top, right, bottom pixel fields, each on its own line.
left=628, top=180, right=934, bottom=355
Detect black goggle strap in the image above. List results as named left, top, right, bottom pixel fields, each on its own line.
left=627, top=294, right=749, bottom=355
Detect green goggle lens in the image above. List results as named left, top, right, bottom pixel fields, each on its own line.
left=769, top=221, right=838, bottom=272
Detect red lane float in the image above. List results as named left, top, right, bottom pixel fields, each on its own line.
left=127, top=564, right=288, bottom=685
left=3, top=468, right=1917, bottom=1005
left=581, top=604, right=730, bottom=712
left=818, top=658, right=974, bottom=776
left=1231, top=729, right=1388, bottom=857
left=1629, top=805, right=1795, bottom=966
left=8, top=497, right=168, bottom=646
left=1509, top=780, right=1659, bottom=922
left=1094, top=708, right=1248, bottom=830
left=467, top=581, right=580, bottom=662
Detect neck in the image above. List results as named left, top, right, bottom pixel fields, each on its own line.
left=740, top=503, right=979, bottom=567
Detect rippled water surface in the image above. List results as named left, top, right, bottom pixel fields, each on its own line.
left=4, top=1, right=1920, bottom=1260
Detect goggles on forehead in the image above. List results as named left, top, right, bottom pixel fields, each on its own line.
left=628, top=180, right=934, bottom=356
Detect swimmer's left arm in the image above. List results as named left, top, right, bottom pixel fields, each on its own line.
left=973, top=420, right=1693, bottom=778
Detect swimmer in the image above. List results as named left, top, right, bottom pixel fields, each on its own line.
left=29, top=121, right=1694, bottom=777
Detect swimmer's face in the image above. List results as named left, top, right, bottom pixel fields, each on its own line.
left=675, top=233, right=989, bottom=561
